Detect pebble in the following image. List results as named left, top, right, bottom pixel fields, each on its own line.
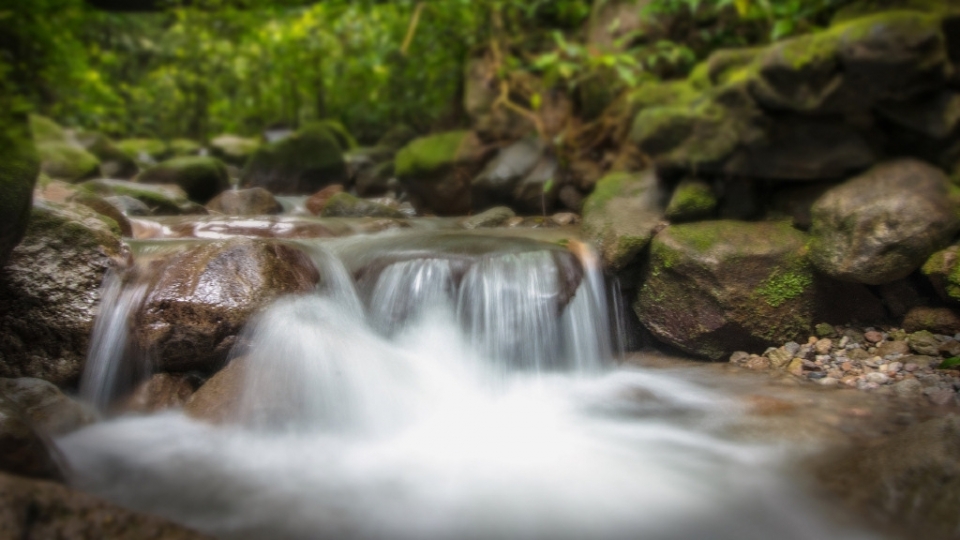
left=864, top=331, right=884, bottom=343
left=814, top=339, right=832, bottom=355
left=866, top=372, right=890, bottom=385
left=838, top=336, right=850, bottom=348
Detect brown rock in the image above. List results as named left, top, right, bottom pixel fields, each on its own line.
left=184, top=357, right=247, bottom=424
left=0, top=378, right=94, bottom=435
left=744, top=355, right=772, bottom=371
left=903, top=306, right=960, bottom=335
left=205, top=187, right=282, bottom=216
left=814, top=338, right=833, bottom=355
left=877, top=340, right=910, bottom=357
left=0, top=408, right=61, bottom=480
left=133, top=240, right=319, bottom=372
left=305, top=184, right=344, bottom=215
left=122, top=373, right=199, bottom=414
left=0, top=471, right=211, bottom=539
left=863, top=331, right=884, bottom=343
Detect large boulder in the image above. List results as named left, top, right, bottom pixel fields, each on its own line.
left=581, top=171, right=667, bottom=271
left=29, top=115, right=100, bottom=183
left=133, top=240, right=320, bottom=372
left=0, top=378, right=94, bottom=435
left=395, top=130, right=488, bottom=215
left=809, top=159, right=960, bottom=285
left=0, top=472, right=212, bottom=539
left=205, top=187, right=282, bottom=216
left=79, top=179, right=206, bottom=216
left=0, top=113, right=39, bottom=267
left=139, top=156, right=230, bottom=204
left=0, top=201, right=124, bottom=386
left=636, top=221, right=816, bottom=360
left=241, top=123, right=347, bottom=195
left=208, top=134, right=260, bottom=167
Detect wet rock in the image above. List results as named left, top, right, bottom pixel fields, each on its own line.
left=209, top=134, right=261, bottom=167
left=184, top=357, right=247, bottom=424
left=903, top=306, right=960, bottom=334
left=241, top=122, right=347, bottom=195
left=0, top=407, right=62, bottom=480
left=134, top=240, right=320, bottom=372
left=116, top=138, right=171, bottom=168
left=139, top=156, right=230, bottom=204
left=79, top=179, right=207, bottom=216
left=205, top=188, right=282, bottom=216
left=395, top=130, right=488, bottom=215
left=908, top=330, right=941, bottom=355
left=664, top=179, right=716, bottom=222
left=69, top=192, right=134, bottom=236
left=29, top=115, right=100, bottom=183
left=0, top=378, right=94, bottom=435
left=0, top=112, right=40, bottom=267
left=320, top=192, right=405, bottom=219
left=459, top=206, right=516, bottom=229
left=0, top=201, right=124, bottom=386
left=581, top=171, right=666, bottom=271
left=123, top=373, right=199, bottom=414
left=471, top=137, right=558, bottom=214
left=354, top=160, right=395, bottom=198
left=636, top=220, right=815, bottom=360
left=305, top=184, right=344, bottom=215
left=0, top=471, right=212, bottom=539
left=809, top=160, right=960, bottom=285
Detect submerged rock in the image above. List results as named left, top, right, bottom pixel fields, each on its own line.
left=0, top=201, right=124, bottom=386
left=810, top=159, right=960, bottom=285
left=139, top=156, right=230, bottom=204
left=320, top=192, right=405, bottom=219
left=395, top=130, right=488, bottom=215
left=459, top=206, right=516, bottom=229
left=0, top=112, right=39, bottom=267
left=305, top=184, right=344, bottom=215
left=133, top=240, right=320, bottom=372
left=241, top=122, right=347, bottom=195
left=636, top=221, right=815, bottom=360
left=581, top=171, right=666, bottom=271
left=0, top=472, right=212, bottom=539
left=205, top=188, right=282, bottom=216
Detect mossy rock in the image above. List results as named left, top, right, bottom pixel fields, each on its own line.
left=581, top=170, right=666, bottom=271
left=29, top=116, right=100, bottom=183
left=241, top=123, right=347, bottom=195
left=832, top=0, right=960, bottom=24
left=139, top=156, right=230, bottom=204
left=810, top=159, right=960, bottom=285
left=317, top=120, right=358, bottom=151
left=169, top=138, right=202, bottom=157
left=665, top=179, right=716, bottom=222
left=395, top=130, right=487, bottom=215
left=75, top=131, right=138, bottom=180
left=320, top=192, right=405, bottom=219
left=0, top=200, right=123, bottom=386
left=78, top=179, right=206, bottom=216
left=922, top=244, right=960, bottom=303
left=209, top=134, right=261, bottom=167
left=116, top=138, right=171, bottom=168
left=377, top=124, right=418, bottom=150
left=0, top=113, right=40, bottom=266
left=205, top=187, right=282, bottom=216
left=635, top=220, right=816, bottom=360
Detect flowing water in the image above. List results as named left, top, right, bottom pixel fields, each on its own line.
left=58, top=225, right=881, bottom=540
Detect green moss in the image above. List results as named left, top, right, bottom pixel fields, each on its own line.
left=35, top=141, right=100, bottom=182
left=666, top=180, right=717, bottom=221
left=117, top=138, right=170, bottom=162
left=316, top=120, right=359, bottom=151
left=0, top=112, right=41, bottom=263
left=583, top=172, right=632, bottom=215
left=755, top=268, right=813, bottom=307
left=139, top=156, right=229, bottom=203
left=28, top=114, right=69, bottom=144
left=240, top=124, right=346, bottom=194
left=395, top=130, right=471, bottom=177
left=169, top=138, right=202, bottom=157
left=628, top=80, right=698, bottom=111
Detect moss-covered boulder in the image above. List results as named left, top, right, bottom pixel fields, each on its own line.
left=635, top=221, right=816, bottom=360
left=205, top=187, right=282, bottom=216
left=133, top=240, right=320, bottom=372
left=78, top=179, right=206, bottom=216
left=139, top=156, right=230, bottom=204
left=29, top=115, right=100, bottom=183
left=320, top=192, right=406, bottom=219
left=116, top=138, right=170, bottom=168
left=395, top=130, right=488, bottom=215
left=0, top=113, right=39, bottom=267
left=665, top=179, right=717, bottom=222
left=749, top=11, right=949, bottom=114
left=0, top=201, right=124, bottom=386
left=241, top=123, right=347, bottom=195
left=810, top=159, right=960, bottom=285
left=581, top=171, right=666, bottom=271
left=921, top=244, right=960, bottom=303
left=74, top=132, right=137, bottom=180
left=209, top=134, right=261, bottom=167
left=169, top=138, right=202, bottom=157
left=877, top=89, right=960, bottom=139
left=317, top=119, right=358, bottom=151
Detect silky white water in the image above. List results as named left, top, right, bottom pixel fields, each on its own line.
left=58, top=235, right=877, bottom=540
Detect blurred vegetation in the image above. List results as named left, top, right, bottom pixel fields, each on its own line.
left=1, top=0, right=855, bottom=143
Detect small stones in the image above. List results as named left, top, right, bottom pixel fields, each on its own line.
left=815, top=339, right=833, bottom=355
left=864, top=330, right=884, bottom=343
left=866, top=372, right=890, bottom=385
left=907, top=331, right=940, bottom=356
